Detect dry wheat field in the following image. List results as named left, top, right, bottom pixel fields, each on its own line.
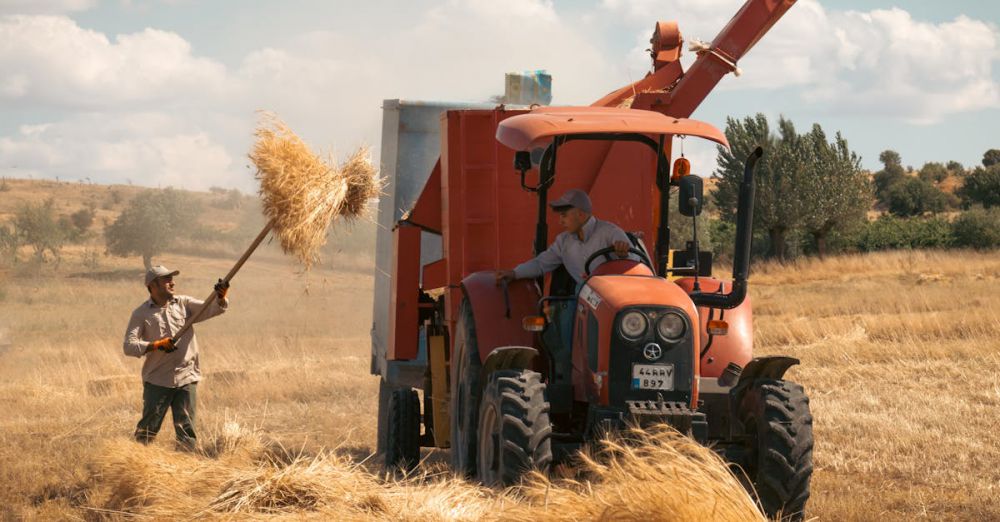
left=0, top=247, right=998, bottom=520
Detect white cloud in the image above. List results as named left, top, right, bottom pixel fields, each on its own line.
left=10, top=1, right=992, bottom=192
left=0, top=3, right=621, bottom=189
left=0, top=15, right=228, bottom=108
left=604, top=1, right=1000, bottom=124
left=0, top=113, right=238, bottom=190
left=0, top=0, right=95, bottom=15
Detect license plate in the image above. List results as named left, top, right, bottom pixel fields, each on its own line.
left=632, top=364, right=674, bottom=390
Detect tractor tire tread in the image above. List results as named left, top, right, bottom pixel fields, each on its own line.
left=481, top=369, right=553, bottom=484
left=744, top=378, right=814, bottom=522
left=385, top=387, right=421, bottom=472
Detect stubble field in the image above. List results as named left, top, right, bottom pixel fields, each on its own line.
left=0, top=247, right=998, bottom=520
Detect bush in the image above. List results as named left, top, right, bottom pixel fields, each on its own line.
left=15, top=199, right=66, bottom=262
left=210, top=188, right=244, bottom=210
left=959, top=165, right=1000, bottom=209
left=885, top=177, right=949, bottom=216
left=951, top=207, right=1000, bottom=249
left=918, top=162, right=948, bottom=183
left=854, top=216, right=952, bottom=251
left=105, top=188, right=201, bottom=269
left=70, top=207, right=95, bottom=233
left=0, top=224, right=17, bottom=265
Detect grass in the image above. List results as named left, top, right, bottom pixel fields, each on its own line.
left=0, top=247, right=998, bottom=520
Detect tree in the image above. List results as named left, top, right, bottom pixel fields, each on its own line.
left=714, top=114, right=806, bottom=260
left=959, top=164, right=1000, bottom=209
left=14, top=199, right=66, bottom=262
left=884, top=177, right=948, bottom=216
left=918, top=162, right=948, bottom=184
left=873, top=149, right=905, bottom=203
left=799, top=126, right=871, bottom=257
left=713, top=114, right=869, bottom=259
left=946, top=160, right=964, bottom=174
left=105, top=188, right=199, bottom=269
left=983, top=149, right=1000, bottom=168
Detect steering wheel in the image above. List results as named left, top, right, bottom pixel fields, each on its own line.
left=584, top=246, right=654, bottom=277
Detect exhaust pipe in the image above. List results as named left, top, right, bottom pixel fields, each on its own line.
left=690, top=146, right=762, bottom=309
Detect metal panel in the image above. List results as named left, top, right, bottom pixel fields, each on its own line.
left=372, top=99, right=495, bottom=378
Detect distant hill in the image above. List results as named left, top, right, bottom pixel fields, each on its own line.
left=0, top=177, right=376, bottom=269
left=0, top=178, right=255, bottom=236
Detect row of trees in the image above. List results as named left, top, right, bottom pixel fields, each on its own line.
left=712, top=114, right=870, bottom=259
left=710, top=114, right=999, bottom=260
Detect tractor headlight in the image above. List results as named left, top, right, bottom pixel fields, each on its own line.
left=656, top=312, right=686, bottom=341
left=619, top=311, right=648, bottom=340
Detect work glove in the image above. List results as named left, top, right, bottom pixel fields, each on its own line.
left=149, top=337, right=176, bottom=353
left=214, top=278, right=230, bottom=300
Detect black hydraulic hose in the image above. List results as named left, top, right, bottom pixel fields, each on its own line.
left=690, top=146, right=762, bottom=309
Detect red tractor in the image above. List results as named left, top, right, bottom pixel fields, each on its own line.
left=372, top=1, right=811, bottom=519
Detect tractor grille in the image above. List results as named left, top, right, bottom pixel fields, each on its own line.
left=607, top=306, right=694, bottom=406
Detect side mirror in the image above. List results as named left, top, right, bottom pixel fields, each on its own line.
left=514, top=150, right=531, bottom=173
left=678, top=175, right=703, bottom=217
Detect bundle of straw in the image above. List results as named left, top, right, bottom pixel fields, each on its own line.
left=250, top=113, right=379, bottom=268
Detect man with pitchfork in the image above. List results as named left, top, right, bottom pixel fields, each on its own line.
left=123, top=265, right=230, bottom=450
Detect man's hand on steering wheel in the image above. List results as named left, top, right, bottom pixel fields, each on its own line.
left=613, top=240, right=630, bottom=258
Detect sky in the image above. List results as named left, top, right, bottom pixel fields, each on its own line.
left=0, top=0, right=997, bottom=192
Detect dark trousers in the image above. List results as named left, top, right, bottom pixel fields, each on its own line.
left=134, top=381, right=197, bottom=449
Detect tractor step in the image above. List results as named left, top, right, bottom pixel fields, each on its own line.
left=626, top=400, right=708, bottom=441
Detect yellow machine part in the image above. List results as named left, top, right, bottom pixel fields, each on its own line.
left=428, top=333, right=451, bottom=448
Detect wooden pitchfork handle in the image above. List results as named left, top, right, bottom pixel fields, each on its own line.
left=172, top=220, right=274, bottom=343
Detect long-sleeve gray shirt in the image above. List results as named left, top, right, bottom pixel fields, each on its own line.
left=123, top=295, right=228, bottom=388
left=513, top=216, right=631, bottom=284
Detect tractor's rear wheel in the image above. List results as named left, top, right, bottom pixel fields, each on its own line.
left=450, top=298, right=482, bottom=477
left=385, top=387, right=421, bottom=471
left=476, top=369, right=553, bottom=486
left=739, top=379, right=814, bottom=522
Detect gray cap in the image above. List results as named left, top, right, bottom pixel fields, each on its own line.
left=549, top=189, right=592, bottom=213
left=145, top=265, right=179, bottom=286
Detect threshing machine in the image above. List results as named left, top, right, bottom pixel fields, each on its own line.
left=371, top=1, right=812, bottom=519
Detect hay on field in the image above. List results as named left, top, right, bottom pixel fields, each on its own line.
left=250, top=113, right=379, bottom=268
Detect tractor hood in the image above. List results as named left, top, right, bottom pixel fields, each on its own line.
left=581, top=275, right=700, bottom=323
left=495, top=106, right=729, bottom=150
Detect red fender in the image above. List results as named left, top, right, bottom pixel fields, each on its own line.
left=461, top=271, right=541, bottom=364
left=674, top=277, right=753, bottom=377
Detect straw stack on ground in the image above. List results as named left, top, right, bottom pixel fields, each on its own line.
left=84, top=423, right=763, bottom=521
left=172, top=114, right=379, bottom=340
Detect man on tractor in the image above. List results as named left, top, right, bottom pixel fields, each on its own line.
left=495, top=188, right=631, bottom=287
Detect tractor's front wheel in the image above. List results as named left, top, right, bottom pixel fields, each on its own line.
left=476, top=369, right=553, bottom=486
left=739, top=379, right=814, bottom=522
